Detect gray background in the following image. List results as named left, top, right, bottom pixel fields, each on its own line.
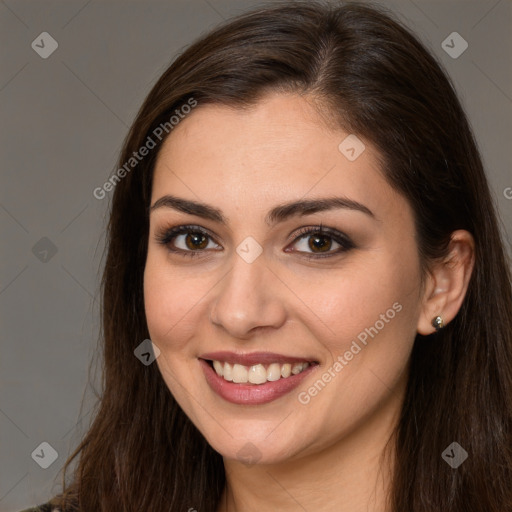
left=1, top=0, right=511, bottom=510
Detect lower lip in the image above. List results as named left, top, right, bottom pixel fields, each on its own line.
left=199, top=359, right=317, bottom=405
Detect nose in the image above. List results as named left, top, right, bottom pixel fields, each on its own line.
left=209, top=251, right=287, bottom=340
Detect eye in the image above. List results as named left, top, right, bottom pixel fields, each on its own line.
left=286, top=224, right=355, bottom=259
left=154, top=223, right=355, bottom=259
left=154, top=224, right=221, bottom=258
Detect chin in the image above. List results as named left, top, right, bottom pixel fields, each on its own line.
left=198, top=419, right=310, bottom=465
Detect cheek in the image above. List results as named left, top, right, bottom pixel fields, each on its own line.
left=289, top=256, right=420, bottom=448
left=143, top=253, right=206, bottom=353
left=143, top=255, right=207, bottom=421
left=294, top=251, right=421, bottom=359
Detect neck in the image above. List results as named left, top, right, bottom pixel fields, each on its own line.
left=217, top=379, right=404, bottom=512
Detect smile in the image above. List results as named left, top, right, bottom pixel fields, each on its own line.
left=211, top=360, right=310, bottom=384
left=199, top=351, right=319, bottom=405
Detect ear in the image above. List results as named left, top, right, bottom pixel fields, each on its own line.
left=417, top=230, right=475, bottom=335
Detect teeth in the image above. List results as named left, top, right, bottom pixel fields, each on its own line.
left=248, top=364, right=267, bottom=384
left=267, top=363, right=281, bottom=381
left=291, top=363, right=303, bottom=375
left=223, top=362, right=233, bottom=381
left=232, top=364, right=247, bottom=383
left=281, top=363, right=291, bottom=378
left=213, top=360, right=223, bottom=377
left=210, top=360, right=311, bottom=384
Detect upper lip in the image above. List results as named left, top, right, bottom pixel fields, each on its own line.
left=199, top=351, right=318, bottom=366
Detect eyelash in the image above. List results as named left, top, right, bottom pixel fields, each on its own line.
left=154, top=223, right=355, bottom=260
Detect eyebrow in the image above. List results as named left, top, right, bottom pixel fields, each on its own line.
left=149, top=194, right=375, bottom=225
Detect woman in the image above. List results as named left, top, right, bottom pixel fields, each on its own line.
left=23, top=1, right=512, bottom=511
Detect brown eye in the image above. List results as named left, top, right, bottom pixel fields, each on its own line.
left=156, top=224, right=355, bottom=260
left=287, top=226, right=355, bottom=258
left=307, top=234, right=333, bottom=253
left=291, top=233, right=340, bottom=254
left=155, top=225, right=221, bottom=257
left=184, top=232, right=209, bottom=250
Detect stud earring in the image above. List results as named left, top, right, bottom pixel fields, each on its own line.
left=431, top=315, right=444, bottom=331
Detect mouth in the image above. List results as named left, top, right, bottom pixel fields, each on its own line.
left=199, top=351, right=319, bottom=405
left=206, top=359, right=312, bottom=384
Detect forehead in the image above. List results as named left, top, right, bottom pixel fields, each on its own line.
left=151, top=93, right=405, bottom=225
left=155, top=93, right=337, bottom=171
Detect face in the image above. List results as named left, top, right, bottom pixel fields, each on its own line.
left=144, top=92, right=424, bottom=465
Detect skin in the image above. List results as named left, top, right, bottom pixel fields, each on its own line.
left=143, top=92, right=474, bottom=512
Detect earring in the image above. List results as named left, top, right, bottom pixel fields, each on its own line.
left=431, top=315, right=444, bottom=331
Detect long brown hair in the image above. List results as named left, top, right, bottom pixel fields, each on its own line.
left=50, top=1, right=512, bottom=510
